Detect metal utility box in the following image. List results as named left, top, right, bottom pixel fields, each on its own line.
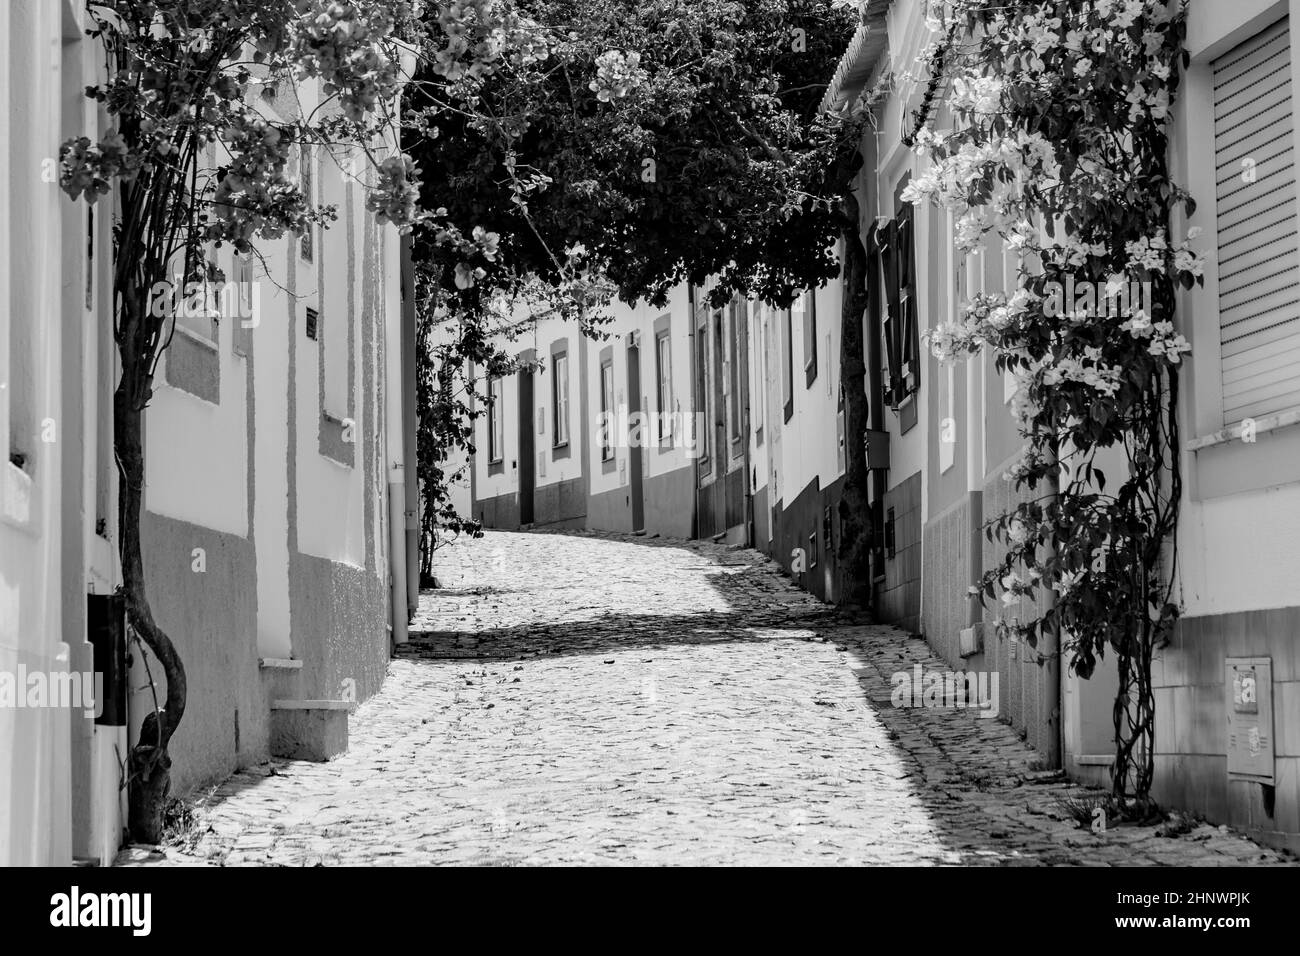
left=1225, top=657, right=1274, bottom=783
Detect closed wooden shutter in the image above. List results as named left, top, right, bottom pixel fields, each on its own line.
left=1214, top=16, right=1300, bottom=425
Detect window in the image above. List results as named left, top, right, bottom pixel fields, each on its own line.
left=879, top=194, right=921, bottom=408
left=695, top=326, right=710, bottom=467
left=799, top=290, right=817, bottom=384
left=782, top=304, right=794, bottom=422
left=299, top=144, right=314, bottom=261
left=808, top=530, right=819, bottom=568
left=552, top=351, right=569, bottom=447
left=305, top=307, right=319, bottom=341
left=885, top=507, right=897, bottom=558
left=488, top=376, right=504, bottom=463
left=655, top=331, right=672, bottom=442
left=174, top=257, right=220, bottom=344
left=1211, top=17, right=1300, bottom=426
left=600, top=361, right=615, bottom=461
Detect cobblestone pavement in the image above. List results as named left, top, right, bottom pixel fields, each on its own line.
left=122, top=531, right=1293, bottom=866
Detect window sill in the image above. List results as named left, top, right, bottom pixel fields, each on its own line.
left=1186, top=409, right=1300, bottom=451
left=1188, top=412, right=1300, bottom=500
left=173, top=322, right=219, bottom=352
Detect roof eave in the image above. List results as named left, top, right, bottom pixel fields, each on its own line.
left=819, top=0, right=892, bottom=115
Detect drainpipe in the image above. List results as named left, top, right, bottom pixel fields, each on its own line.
left=385, top=224, right=409, bottom=646
left=401, top=234, right=420, bottom=616
left=384, top=63, right=414, bottom=648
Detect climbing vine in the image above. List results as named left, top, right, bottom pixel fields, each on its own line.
left=904, top=0, right=1201, bottom=814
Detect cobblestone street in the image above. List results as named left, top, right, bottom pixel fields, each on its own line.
left=128, top=531, right=1293, bottom=866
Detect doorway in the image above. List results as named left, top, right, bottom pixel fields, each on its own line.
left=518, top=366, right=535, bottom=526
left=627, top=336, right=645, bottom=533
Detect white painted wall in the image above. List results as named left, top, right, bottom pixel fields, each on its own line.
left=294, top=136, right=368, bottom=570
left=770, top=277, right=847, bottom=507
left=530, top=313, right=584, bottom=490
left=0, top=0, right=74, bottom=867
left=585, top=291, right=697, bottom=497
left=148, top=285, right=250, bottom=539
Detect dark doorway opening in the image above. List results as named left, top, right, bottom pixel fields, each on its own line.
left=627, top=336, right=645, bottom=533
left=518, top=366, right=535, bottom=526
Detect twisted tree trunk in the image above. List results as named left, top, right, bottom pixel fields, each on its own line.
left=117, top=275, right=187, bottom=844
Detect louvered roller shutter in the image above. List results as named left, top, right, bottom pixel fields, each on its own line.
left=1213, top=17, right=1300, bottom=426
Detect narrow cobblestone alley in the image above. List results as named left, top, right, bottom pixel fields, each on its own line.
left=129, top=532, right=1293, bottom=867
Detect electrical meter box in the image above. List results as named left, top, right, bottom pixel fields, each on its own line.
left=1225, top=657, right=1274, bottom=783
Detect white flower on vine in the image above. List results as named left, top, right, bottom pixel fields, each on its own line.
left=1173, top=247, right=1204, bottom=278
left=1054, top=569, right=1085, bottom=596
left=1121, top=309, right=1154, bottom=338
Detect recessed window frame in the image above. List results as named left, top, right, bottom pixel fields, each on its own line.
left=695, top=318, right=711, bottom=473
left=800, top=289, right=818, bottom=387
left=599, top=357, right=616, bottom=464
left=655, top=321, right=673, bottom=446
left=552, top=349, right=570, bottom=450
left=487, top=375, right=504, bottom=465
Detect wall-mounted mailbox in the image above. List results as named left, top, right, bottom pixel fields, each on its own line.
left=865, top=429, right=890, bottom=471
left=1225, top=657, right=1274, bottom=783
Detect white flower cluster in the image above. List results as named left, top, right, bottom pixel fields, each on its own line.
left=1125, top=227, right=1206, bottom=281
left=923, top=288, right=1041, bottom=364
left=904, top=119, right=1062, bottom=256
left=949, top=74, right=1004, bottom=115
left=998, top=567, right=1043, bottom=607
left=1038, top=347, right=1125, bottom=397
left=589, top=50, right=647, bottom=103
left=1003, top=443, right=1047, bottom=482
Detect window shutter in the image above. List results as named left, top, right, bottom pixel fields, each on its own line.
left=879, top=223, right=901, bottom=404
left=1213, top=16, right=1300, bottom=425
